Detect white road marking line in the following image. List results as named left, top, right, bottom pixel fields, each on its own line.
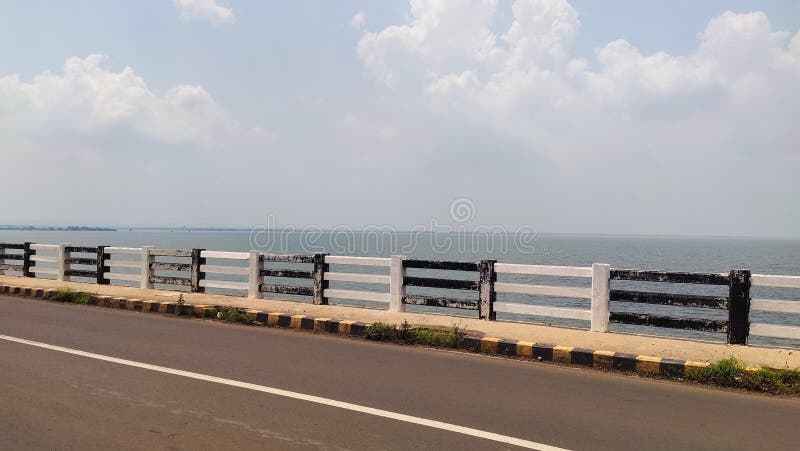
left=0, top=333, right=568, bottom=450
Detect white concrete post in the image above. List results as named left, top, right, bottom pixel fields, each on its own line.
left=591, top=263, right=611, bottom=332
left=389, top=255, right=406, bottom=312
left=248, top=250, right=263, bottom=299
left=141, top=246, right=153, bottom=289
left=59, top=243, right=71, bottom=282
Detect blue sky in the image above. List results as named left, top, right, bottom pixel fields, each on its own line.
left=1, top=1, right=799, bottom=237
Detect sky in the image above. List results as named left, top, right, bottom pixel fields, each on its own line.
left=0, top=0, right=798, bottom=237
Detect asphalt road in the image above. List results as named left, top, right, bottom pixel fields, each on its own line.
left=0, top=295, right=798, bottom=450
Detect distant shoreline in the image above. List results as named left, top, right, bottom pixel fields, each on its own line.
left=0, top=226, right=116, bottom=232
left=0, top=227, right=795, bottom=241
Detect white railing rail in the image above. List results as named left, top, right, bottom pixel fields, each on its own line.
left=323, top=255, right=391, bottom=307
left=493, top=302, right=591, bottom=321
left=29, top=244, right=59, bottom=276
left=751, top=274, right=800, bottom=289
left=105, top=246, right=143, bottom=283
left=748, top=273, right=800, bottom=340
left=199, top=250, right=251, bottom=294
left=492, top=263, right=608, bottom=331
left=494, top=263, right=592, bottom=278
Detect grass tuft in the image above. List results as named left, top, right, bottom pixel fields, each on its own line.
left=365, top=321, right=466, bottom=349
left=50, top=288, right=91, bottom=305
left=687, top=356, right=800, bottom=395
left=216, top=307, right=249, bottom=323
left=364, top=322, right=399, bottom=341
left=741, top=366, right=800, bottom=395
left=707, top=356, right=746, bottom=386
left=175, top=294, right=191, bottom=315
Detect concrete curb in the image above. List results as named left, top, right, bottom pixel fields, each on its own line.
left=473, top=336, right=709, bottom=378
left=0, top=283, right=709, bottom=380
left=0, top=284, right=371, bottom=340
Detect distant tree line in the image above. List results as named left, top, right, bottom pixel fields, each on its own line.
left=0, top=225, right=116, bottom=232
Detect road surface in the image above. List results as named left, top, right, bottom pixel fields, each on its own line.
left=0, top=294, right=797, bottom=450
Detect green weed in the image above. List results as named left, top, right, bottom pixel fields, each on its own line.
left=364, top=322, right=399, bottom=341
left=365, top=321, right=465, bottom=349
left=740, top=365, right=800, bottom=395
left=175, top=294, right=191, bottom=315
left=217, top=307, right=249, bottom=323
left=50, top=288, right=91, bottom=304
left=707, top=357, right=746, bottom=386
left=689, top=356, right=800, bottom=395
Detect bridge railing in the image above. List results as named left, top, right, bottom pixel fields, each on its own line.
left=323, top=255, right=391, bottom=307
left=104, top=247, right=143, bottom=285
left=493, top=262, right=600, bottom=329
left=258, top=253, right=322, bottom=303
left=1, top=240, right=799, bottom=346
left=608, top=269, right=742, bottom=343
left=29, top=244, right=59, bottom=278
left=144, top=248, right=200, bottom=291
left=0, top=243, right=25, bottom=275
left=63, top=245, right=107, bottom=284
left=199, top=250, right=250, bottom=294
left=400, top=259, right=483, bottom=316
left=749, top=274, right=800, bottom=341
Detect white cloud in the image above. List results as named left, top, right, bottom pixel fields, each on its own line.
left=0, top=54, right=269, bottom=155
left=500, top=0, right=580, bottom=67
left=0, top=54, right=277, bottom=227
left=174, top=0, right=234, bottom=24
left=356, top=1, right=800, bottom=162
left=350, top=10, right=366, bottom=29
left=357, top=0, right=499, bottom=87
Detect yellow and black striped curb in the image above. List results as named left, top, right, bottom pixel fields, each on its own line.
left=470, top=337, right=709, bottom=379
left=0, top=285, right=368, bottom=338
left=1, top=284, right=709, bottom=379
